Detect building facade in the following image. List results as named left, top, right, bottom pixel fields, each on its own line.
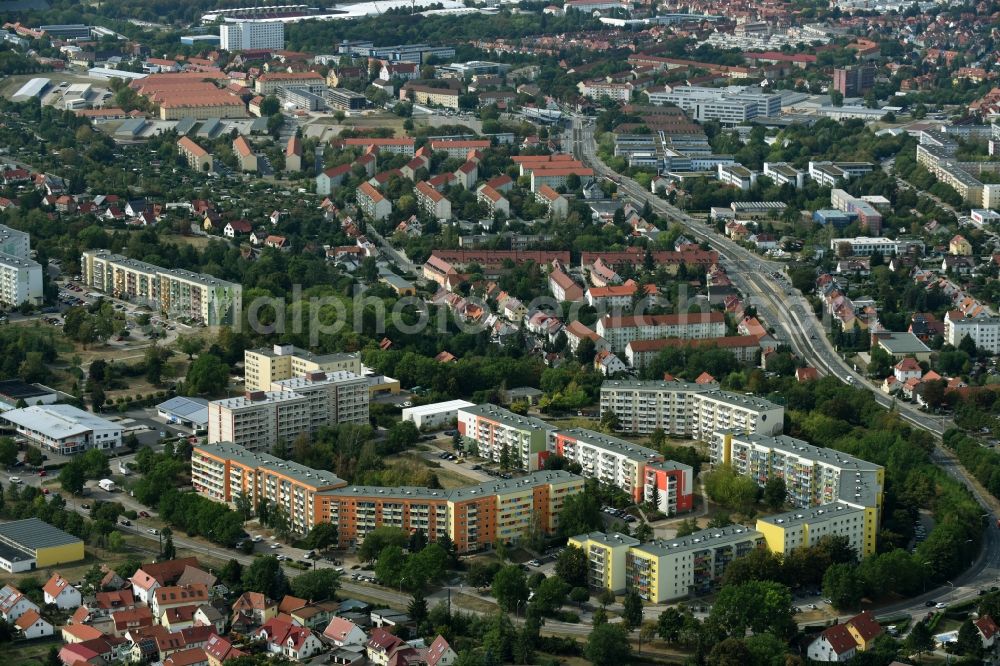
left=2, top=404, right=122, bottom=455
left=567, top=531, right=639, bottom=593
left=596, top=312, right=726, bottom=351
left=244, top=345, right=362, bottom=392
left=457, top=404, right=555, bottom=471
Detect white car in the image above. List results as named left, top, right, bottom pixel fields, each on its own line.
left=935, top=602, right=947, bottom=609
left=7, top=476, right=20, bottom=484
left=270, top=543, right=280, bottom=549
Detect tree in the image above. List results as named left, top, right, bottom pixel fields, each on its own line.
left=408, top=589, right=428, bottom=625
left=558, top=490, right=603, bottom=537
left=386, top=420, right=420, bottom=452
left=185, top=353, right=230, bottom=395
left=710, top=580, right=794, bottom=638
left=0, top=438, right=17, bottom=467
left=359, top=527, right=408, bottom=563
left=763, top=477, right=786, bottom=511
left=177, top=336, right=205, bottom=360
left=657, top=607, right=687, bottom=643
left=622, top=589, right=643, bottom=630
left=492, top=564, right=529, bottom=612
left=375, top=545, right=407, bottom=587
left=108, top=531, right=125, bottom=552
left=576, top=337, right=596, bottom=365
left=906, top=621, right=934, bottom=659
left=531, top=576, right=569, bottom=615
left=59, top=461, right=86, bottom=495
left=830, top=90, right=844, bottom=107
left=585, top=624, right=632, bottom=666
left=822, top=563, right=864, bottom=609
left=162, top=531, right=176, bottom=560
left=569, top=586, right=590, bottom=605
left=676, top=518, right=699, bottom=537
left=708, top=638, right=752, bottom=666
left=956, top=618, right=982, bottom=656
left=555, top=545, right=589, bottom=588
left=243, top=555, right=290, bottom=599
left=304, top=523, right=338, bottom=551
left=290, top=569, right=341, bottom=602
left=958, top=334, right=977, bottom=357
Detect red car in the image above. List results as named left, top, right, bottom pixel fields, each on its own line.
left=139, top=511, right=150, bottom=518
left=42, top=488, right=49, bottom=495
left=38, top=470, right=46, bottom=477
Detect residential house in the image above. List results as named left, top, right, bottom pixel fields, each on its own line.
left=43, top=573, right=81, bottom=610
left=163, top=647, right=209, bottom=666
left=112, top=607, right=154, bottom=636
left=205, top=634, right=246, bottom=666
left=426, top=636, right=457, bottom=666
left=807, top=624, right=858, bottom=662
left=151, top=584, right=209, bottom=618
left=323, top=617, right=368, bottom=647
left=367, top=628, right=406, bottom=666
left=975, top=615, right=999, bottom=649
left=223, top=220, right=252, bottom=238
left=893, top=357, right=922, bottom=383
left=845, top=611, right=883, bottom=652
left=255, top=617, right=324, bottom=660
left=230, top=592, right=277, bottom=631
left=14, top=609, right=53, bottom=640
left=0, top=585, right=40, bottom=623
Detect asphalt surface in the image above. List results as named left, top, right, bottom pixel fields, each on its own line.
left=571, top=114, right=1000, bottom=627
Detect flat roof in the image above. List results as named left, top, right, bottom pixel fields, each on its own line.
left=211, top=391, right=306, bottom=409
left=876, top=332, right=932, bottom=354
left=559, top=428, right=662, bottom=463
left=271, top=371, right=365, bottom=390
left=3, top=404, right=119, bottom=439
left=0, top=518, right=83, bottom=551
left=249, top=346, right=359, bottom=365
left=326, top=469, right=582, bottom=502
left=0, top=380, right=52, bottom=401
left=757, top=501, right=863, bottom=528
left=571, top=530, right=640, bottom=548
left=157, top=396, right=209, bottom=426
left=401, top=400, right=475, bottom=417
left=196, top=442, right=346, bottom=488
left=633, top=524, right=761, bottom=557
left=459, top=403, right=555, bottom=432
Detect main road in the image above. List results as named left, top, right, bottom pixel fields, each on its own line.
left=570, top=115, right=1000, bottom=620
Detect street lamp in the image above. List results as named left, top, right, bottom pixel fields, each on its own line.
left=515, top=599, right=526, bottom=620
left=397, top=577, right=407, bottom=596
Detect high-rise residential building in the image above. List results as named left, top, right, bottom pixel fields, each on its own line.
left=599, top=380, right=785, bottom=438
left=0, top=224, right=41, bottom=307
left=625, top=525, right=764, bottom=602
left=219, top=21, right=284, bottom=52
left=80, top=250, right=242, bottom=325
left=207, top=371, right=370, bottom=451
left=568, top=531, right=640, bottom=593
left=945, top=311, right=1000, bottom=353
left=457, top=404, right=556, bottom=471
left=244, top=345, right=362, bottom=392
left=711, top=431, right=883, bottom=555
left=832, top=64, right=877, bottom=97
left=192, top=442, right=584, bottom=552
left=551, top=428, right=693, bottom=515
left=756, top=503, right=870, bottom=558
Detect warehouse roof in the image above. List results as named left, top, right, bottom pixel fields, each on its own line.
left=0, top=518, right=83, bottom=551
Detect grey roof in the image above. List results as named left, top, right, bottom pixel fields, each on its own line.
left=158, top=396, right=209, bottom=426
left=756, top=501, right=863, bottom=528
left=876, top=332, right=931, bottom=355
left=559, top=428, right=662, bottom=463
left=324, top=469, right=582, bottom=502
left=458, top=403, right=556, bottom=433
left=115, top=118, right=147, bottom=137
left=600, top=380, right=782, bottom=412
left=633, top=524, right=762, bottom=558
left=174, top=117, right=197, bottom=136
left=196, top=442, right=346, bottom=489
left=571, top=531, right=640, bottom=548
left=0, top=379, right=51, bottom=401
left=3, top=404, right=119, bottom=439
left=0, top=518, right=83, bottom=551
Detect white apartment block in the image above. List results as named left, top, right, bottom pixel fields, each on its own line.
left=762, top=162, right=806, bottom=188
left=0, top=252, right=42, bottom=307
left=80, top=250, right=242, bottom=325
left=208, top=391, right=311, bottom=452
left=717, top=163, right=757, bottom=191
left=0, top=224, right=31, bottom=259
left=596, top=312, right=726, bottom=352
left=271, top=371, right=369, bottom=428
left=457, top=404, right=555, bottom=471
left=244, top=345, right=362, bottom=393
left=807, top=161, right=874, bottom=187
left=577, top=80, right=633, bottom=102
left=208, top=371, right=370, bottom=452
left=220, top=21, right=285, bottom=52
left=945, top=311, right=1000, bottom=353
left=599, top=380, right=785, bottom=439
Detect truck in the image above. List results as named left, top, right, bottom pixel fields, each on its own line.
left=118, top=462, right=130, bottom=476
left=98, top=478, right=116, bottom=492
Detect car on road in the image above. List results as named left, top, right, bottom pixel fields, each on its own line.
left=147, top=529, right=159, bottom=535
left=528, top=559, right=541, bottom=567
left=38, top=470, right=46, bottom=477
left=925, top=600, right=936, bottom=607
left=935, top=602, right=947, bottom=609
left=139, top=511, right=150, bottom=518
left=807, top=604, right=817, bottom=610
left=270, top=543, right=280, bottom=549
left=119, top=519, right=131, bottom=526
left=7, top=476, right=20, bottom=484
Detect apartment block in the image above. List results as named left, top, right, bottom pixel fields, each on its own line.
left=808, top=161, right=874, bottom=187
left=833, top=64, right=876, bottom=97
left=599, top=380, right=785, bottom=438
left=762, top=162, right=806, bottom=188
left=192, top=442, right=347, bottom=534
left=945, top=311, right=1000, bottom=352
left=220, top=21, right=284, bottom=52
left=596, top=312, right=726, bottom=352
left=356, top=182, right=391, bottom=221
left=415, top=181, right=451, bottom=220
left=625, top=335, right=760, bottom=370
left=568, top=531, right=639, bottom=593
left=177, top=137, right=213, bottom=172
left=626, top=525, right=764, bottom=602
left=193, top=442, right=585, bottom=552
left=830, top=189, right=882, bottom=235
left=244, top=345, right=362, bottom=392
left=756, top=503, right=869, bottom=557
left=0, top=252, right=42, bottom=307
left=717, top=163, right=757, bottom=191
left=208, top=371, right=369, bottom=451
left=457, top=404, right=556, bottom=471
left=80, top=249, right=241, bottom=325
left=552, top=428, right=693, bottom=514
left=428, top=139, right=491, bottom=159
left=711, top=431, right=882, bottom=555
left=0, top=224, right=30, bottom=259
left=254, top=72, right=324, bottom=95
left=828, top=237, right=924, bottom=256
left=207, top=391, right=311, bottom=452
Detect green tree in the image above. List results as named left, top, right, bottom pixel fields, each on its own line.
left=177, top=336, right=205, bottom=360
left=710, top=580, right=794, bottom=638
left=358, top=527, right=408, bottom=563
left=375, top=545, right=407, bottom=587
left=558, top=488, right=603, bottom=537
left=905, top=621, right=934, bottom=659
left=242, top=555, right=290, bottom=599
left=676, top=518, right=699, bottom=537
left=762, top=477, right=787, bottom=511
left=585, top=623, right=632, bottom=666
left=554, top=545, right=588, bottom=588
left=0, top=438, right=17, bottom=467
left=622, top=589, right=643, bottom=630
left=958, top=334, right=977, bottom=357
left=492, top=564, right=529, bottom=612
left=290, top=569, right=341, bottom=602
left=956, top=618, right=982, bottom=656
left=108, top=531, right=125, bottom=552
left=59, top=460, right=86, bottom=494
left=657, top=607, right=688, bottom=643
left=531, top=576, right=569, bottom=615
left=708, top=638, right=752, bottom=666
left=184, top=353, right=230, bottom=395
left=162, top=531, right=176, bottom=560
left=408, top=589, right=428, bottom=625
left=822, top=563, right=864, bottom=609
left=304, top=523, right=338, bottom=551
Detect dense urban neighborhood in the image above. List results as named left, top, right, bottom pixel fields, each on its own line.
left=2, top=0, right=1000, bottom=665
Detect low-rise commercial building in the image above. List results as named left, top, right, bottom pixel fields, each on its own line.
left=2, top=404, right=121, bottom=455
left=457, top=404, right=555, bottom=471
left=599, top=380, right=784, bottom=438
left=0, top=518, right=85, bottom=573
left=401, top=399, right=475, bottom=430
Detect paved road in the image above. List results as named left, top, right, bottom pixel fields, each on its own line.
left=571, top=115, right=1000, bottom=627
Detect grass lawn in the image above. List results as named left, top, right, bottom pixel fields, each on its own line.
left=8, top=637, right=61, bottom=666
left=451, top=591, right=500, bottom=614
